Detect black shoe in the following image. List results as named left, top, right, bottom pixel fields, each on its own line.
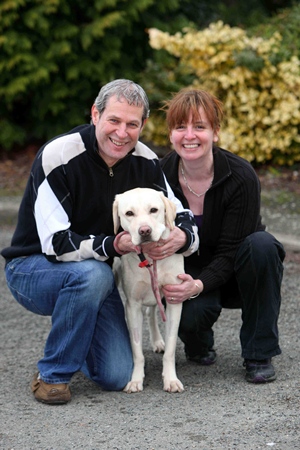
left=244, top=359, right=276, bottom=383
left=187, top=349, right=217, bottom=366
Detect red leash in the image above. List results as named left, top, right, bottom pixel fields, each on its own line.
left=137, top=250, right=166, bottom=322
left=114, top=232, right=166, bottom=322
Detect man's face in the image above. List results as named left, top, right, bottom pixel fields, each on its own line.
left=91, top=95, right=146, bottom=167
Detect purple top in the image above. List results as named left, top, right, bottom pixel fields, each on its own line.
left=194, top=215, right=203, bottom=230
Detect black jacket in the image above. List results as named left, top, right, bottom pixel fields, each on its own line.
left=2, top=125, right=198, bottom=263
left=160, top=147, right=265, bottom=293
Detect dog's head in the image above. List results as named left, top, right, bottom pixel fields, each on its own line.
left=113, top=188, right=177, bottom=245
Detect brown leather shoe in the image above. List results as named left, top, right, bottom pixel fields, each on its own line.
left=31, top=373, right=71, bottom=404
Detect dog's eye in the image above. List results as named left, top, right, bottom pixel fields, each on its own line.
left=125, top=211, right=134, bottom=217
left=150, top=208, right=158, bottom=214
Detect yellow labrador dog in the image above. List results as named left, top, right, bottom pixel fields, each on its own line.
left=113, top=187, right=184, bottom=393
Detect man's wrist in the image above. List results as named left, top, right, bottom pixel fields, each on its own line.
left=113, top=231, right=130, bottom=255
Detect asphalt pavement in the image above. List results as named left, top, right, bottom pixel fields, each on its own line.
left=0, top=195, right=299, bottom=449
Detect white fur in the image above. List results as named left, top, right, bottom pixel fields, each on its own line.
left=113, top=188, right=184, bottom=393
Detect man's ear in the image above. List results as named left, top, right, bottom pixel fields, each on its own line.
left=140, top=118, right=148, bottom=132
left=91, top=104, right=99, bottom=125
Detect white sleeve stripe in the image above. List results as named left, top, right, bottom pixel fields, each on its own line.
left=35, top=179, right=70, bottom=255
left=42, top=133, right=86, bottom=177
left=94, top=236, right=110, bottom=258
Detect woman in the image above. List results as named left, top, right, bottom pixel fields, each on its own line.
left=160, top=88, right=285, bottom=383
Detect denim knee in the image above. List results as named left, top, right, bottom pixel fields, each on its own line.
left=92, top=367, right=132, bottom=391
left=5, top=256, right=116, bottom=315
left=75, top=260, right=114, bottom=288
left=66, top=260, right=115, bottom=307
left=86, top=354, right=133, bottom=391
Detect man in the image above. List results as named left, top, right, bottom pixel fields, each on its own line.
left=1, top=79, right=198, bottom=404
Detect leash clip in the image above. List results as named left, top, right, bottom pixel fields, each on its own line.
left=137, top=252, right=152, bottom=268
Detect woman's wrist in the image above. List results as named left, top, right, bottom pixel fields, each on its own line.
left=189, top=280, right=203, bottom=299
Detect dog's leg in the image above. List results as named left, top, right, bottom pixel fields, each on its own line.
left=146, top=306, right=165, bottom=353
left=162, top=302, right=184, bottom=393
left=123, top=301, right=145, bottom=393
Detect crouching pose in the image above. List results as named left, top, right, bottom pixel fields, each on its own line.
left=1, top=80, right=198, bottom=404
left=160, top=88, right=285, bottom=383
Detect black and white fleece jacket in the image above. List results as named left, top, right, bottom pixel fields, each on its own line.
left=2, top=125, right=198, bottom=263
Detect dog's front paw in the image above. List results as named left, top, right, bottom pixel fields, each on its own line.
left=123, top=380, right=144, bottom=393
left=152, top=339, right=165, bottom=353
left=163, top=378, right=184, bottom=393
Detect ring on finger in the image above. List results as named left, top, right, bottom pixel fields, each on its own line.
left=171, top=297, right=174, bottom=302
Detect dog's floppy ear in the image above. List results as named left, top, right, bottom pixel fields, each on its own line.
left=112, top=195, right=121, bottom=234
left=160, top=192, right=176, bottom=230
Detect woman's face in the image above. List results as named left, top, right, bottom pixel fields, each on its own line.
left=170, top=108, right=219, bottom=161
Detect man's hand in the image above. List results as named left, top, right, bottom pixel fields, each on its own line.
left=114, top=232, right=137, bottom=254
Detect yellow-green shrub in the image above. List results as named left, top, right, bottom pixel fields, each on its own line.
left=145, top=21, right=300, bottom=165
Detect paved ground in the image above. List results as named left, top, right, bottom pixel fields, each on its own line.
left=0, top=195, right=300, bottom=449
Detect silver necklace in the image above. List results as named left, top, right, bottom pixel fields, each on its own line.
left=180, top=161, right=213, bottom=198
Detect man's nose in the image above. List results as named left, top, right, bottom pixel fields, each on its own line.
left=116, top=123, right=128, bottom=137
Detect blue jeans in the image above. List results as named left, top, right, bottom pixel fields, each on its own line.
left=179, top=231, right=285, bottom=360
left=5, top=255, right=133, bottom=389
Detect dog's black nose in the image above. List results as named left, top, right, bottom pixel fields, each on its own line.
left=139, top=226, right=152, bottom=237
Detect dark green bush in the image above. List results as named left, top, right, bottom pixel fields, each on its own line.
left=0, top=0, right=189, bottom=151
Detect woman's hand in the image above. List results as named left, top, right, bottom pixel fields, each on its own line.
left=141, top=227, right=187, bottom=260
left=163, top=274, right=203, bottom=304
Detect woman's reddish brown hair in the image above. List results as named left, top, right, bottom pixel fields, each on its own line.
left=162, top=88, right=224, bottom=132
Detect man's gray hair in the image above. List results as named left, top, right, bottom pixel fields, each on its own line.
left=94, top=79, right=150, bottom=122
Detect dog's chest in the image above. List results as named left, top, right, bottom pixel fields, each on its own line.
left=120, top=252, right=184, bottom=305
